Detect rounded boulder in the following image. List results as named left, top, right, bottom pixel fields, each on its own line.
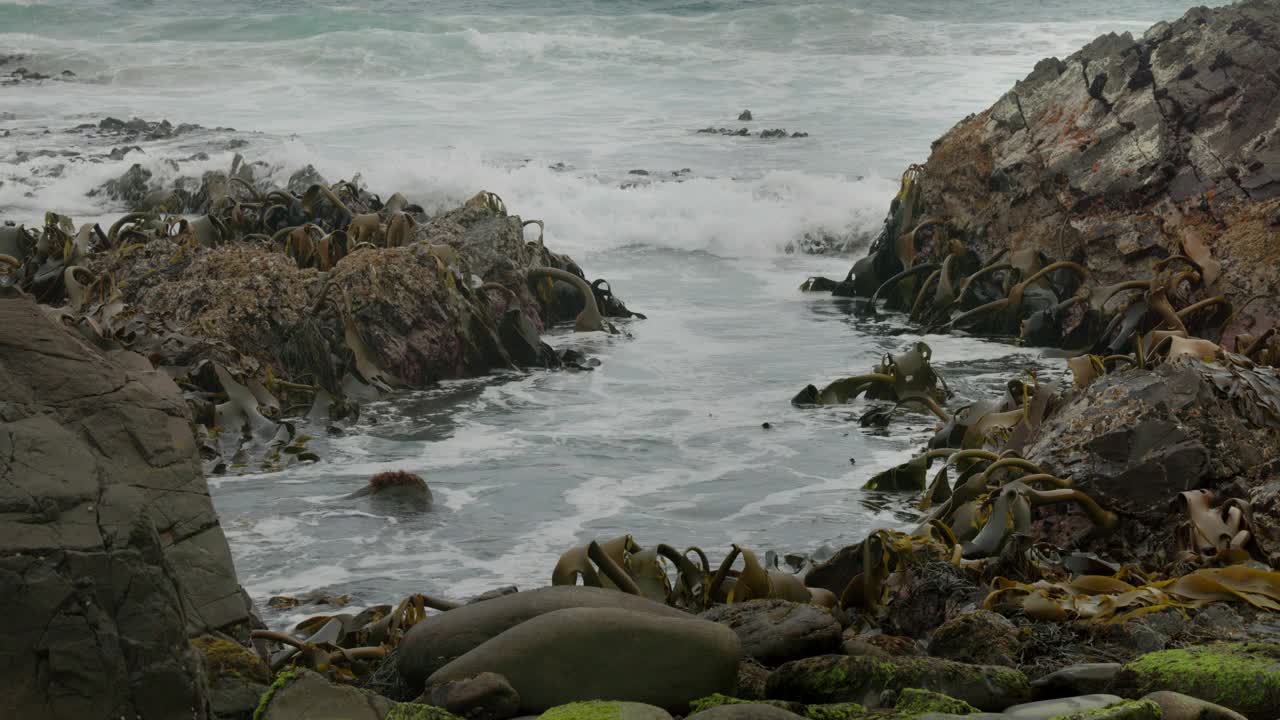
left=427, top=607, right=742, bottom=712
left=398, top=586, right=690, bottom=688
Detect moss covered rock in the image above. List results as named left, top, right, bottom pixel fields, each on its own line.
left=539, top=700, right=672, bottom=720
left=1044, top=699, right=1161, bottom=720
left=689, top=694, right=805, bottom=715
left=894, top=689, right=978, bottom=715
left=688, top=705, right=808, bottom=720
left=803, top=702, right=872, bottom=720
left=1115, top=643, right=1280, bottom=720
left=764, top=654, right=1030, bottom=712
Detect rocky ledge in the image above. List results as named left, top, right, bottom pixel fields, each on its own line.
left=2, top=157, right=643, bottom=473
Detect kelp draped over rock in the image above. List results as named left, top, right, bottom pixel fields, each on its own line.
left=777, top=6, right=1280, bottom=705
left=1, top=156, right=642, bottom=473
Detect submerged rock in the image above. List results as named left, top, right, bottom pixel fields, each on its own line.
left=346, top=470, right=433, bottom=509
left=426, top=607, right=741, bottom=712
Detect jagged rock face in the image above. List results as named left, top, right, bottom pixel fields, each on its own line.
left=912, top=0, right=1280, bottom=342
left=1026, top=360, right=1277, bottom=527
left=0, top=292, right=252, bottom=719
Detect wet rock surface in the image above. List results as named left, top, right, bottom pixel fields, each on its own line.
left=426, top=607, right=741, bottom=713
left=0, top=293, right=253, bottom=719
left=764, top=654, right=1031, bottom=711
left=700, top=600, right=842, bottom=666
left=425, top=672, right=520, bottom=720
left=928, top=610, right=1022, bottom=667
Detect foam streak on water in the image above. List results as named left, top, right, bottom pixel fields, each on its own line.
left=1, top=0, right=1210, bottom=619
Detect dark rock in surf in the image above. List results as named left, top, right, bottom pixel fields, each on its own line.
left=345, top=470, right=433, bottom=509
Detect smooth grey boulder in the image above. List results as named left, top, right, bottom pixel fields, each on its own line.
left=1142, top=691, right=1247, bottom=720
left=1030, top=663, right=1121, bottom=698
left=1003, top=695, right=1125, bottom=719
left=398, top=586, right=689, bottom=688
left=427, top=607, right=741, bottom=712
left=0, top=294, right=253, bottom=719
left=688, top=704, right=806, bottom=720
left=257, top=669, right=393, bottom=720
left=700, top=600, right=841, bottom=666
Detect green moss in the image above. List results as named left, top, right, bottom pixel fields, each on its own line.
left=893, top=688, right=978, bottom=715
left=804, top=701, right=871, bottom=720
left=689, top=694, right=803, bottom=715
left=251, top=669, right=299, bottom=720
left=191, top=635, right=270, bottom=683
left=1123, top=643, right=1280, bottom=713
left=385, top=703, right=465, bottom=720
left=1047, top=699, right=1162, bottom=720
left=539, top=701, right=627, bottom=720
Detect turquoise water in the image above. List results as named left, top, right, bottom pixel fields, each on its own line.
left=1, top=0, right=1210, bottom=619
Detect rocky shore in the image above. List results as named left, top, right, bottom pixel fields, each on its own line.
left=4, top=2, right=1280, bottom=720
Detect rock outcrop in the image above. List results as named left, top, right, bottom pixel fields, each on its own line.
left=0, top=291, right=254, bottom=719
left=894, top=0, right=1280, bottom=343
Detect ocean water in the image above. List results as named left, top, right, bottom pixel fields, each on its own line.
left=1, top=0, right=1208, bottom=620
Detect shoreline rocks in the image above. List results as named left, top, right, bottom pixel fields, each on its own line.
left=1, top=291, right=254, bottom=719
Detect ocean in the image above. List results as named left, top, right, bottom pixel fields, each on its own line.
left=0, top=0, right=1207, bottom=622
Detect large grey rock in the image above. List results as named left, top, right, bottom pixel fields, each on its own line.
left=1026, top=361, right=1275, bottom=523
left=687, top=705, right=807, bottom=720
left=1003, top=695, right=1125, bottom=719
left=700, top=600, right=841, bottom=666
left=1113, top=643, right=1280, bottom=720
left=398, top=586, right=690, bottom=688
left=846, top=0, right=1280, bottom=341
left=1142, top=691, right=1247, bottom=720
left=1030, top=663, right=1121, bottom=697
left=427, top=607, right=741, bottom=713
left=0, top=294, right=253, bottom=719
left=256, top=669, right=394, bottom=720
left=764, top=654, right=1031, bottom=711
